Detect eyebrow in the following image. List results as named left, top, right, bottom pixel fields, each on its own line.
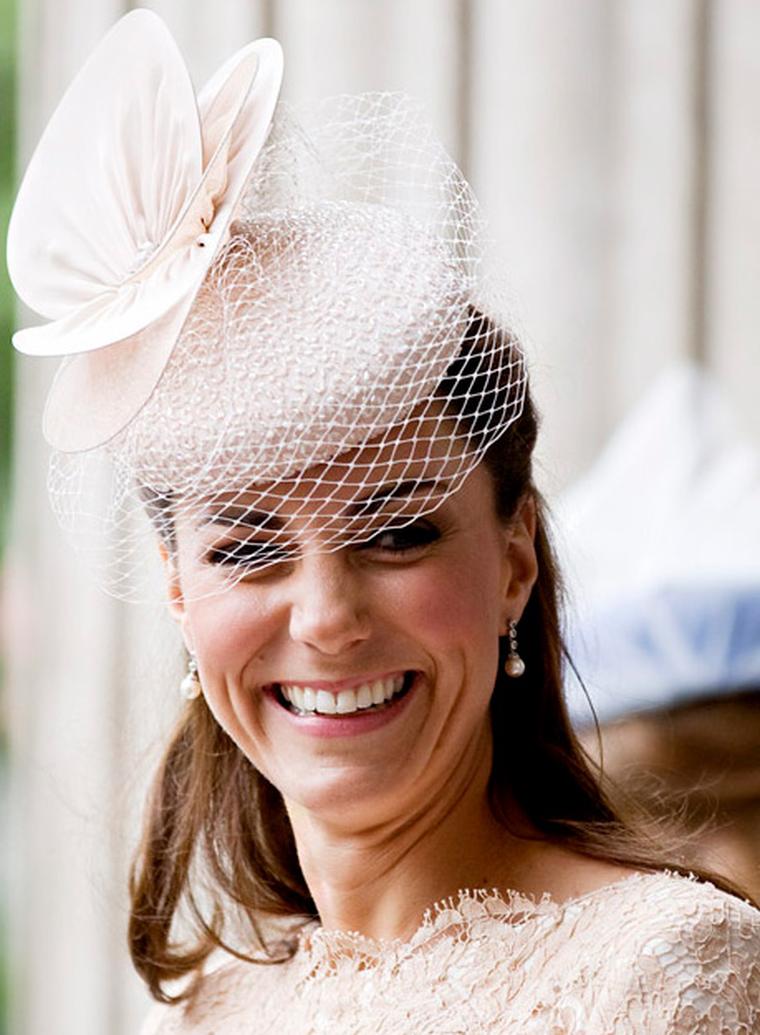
left=197, top=505, right=285, bottom=532
left=347, top=478, right=447, bottom=517
left=197, top=478, right=448, bottom=530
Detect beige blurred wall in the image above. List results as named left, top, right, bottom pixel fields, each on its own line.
left=6, top=2, right=760, bottom=1033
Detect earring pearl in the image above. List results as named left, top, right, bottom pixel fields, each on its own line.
left=504, top=619, right=526, bottom=678
left=180, top=655, right=202, bottom=700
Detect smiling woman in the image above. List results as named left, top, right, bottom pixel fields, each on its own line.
left=6, top=11, right=760, bottom=1035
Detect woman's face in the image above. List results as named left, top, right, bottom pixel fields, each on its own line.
left=169, top=451, right=537, bottom=829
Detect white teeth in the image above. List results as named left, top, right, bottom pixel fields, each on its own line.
left=315, top=690, right=337, bottom=714
left=280, top=674, right=410, bottom=715
left=336, top=690, right=355, bottom=714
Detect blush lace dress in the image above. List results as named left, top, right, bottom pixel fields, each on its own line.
left=142, top=870, right=760, bottom=1034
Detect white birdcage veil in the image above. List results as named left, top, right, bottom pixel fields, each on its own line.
left=9, top=15, right=528, bottom=602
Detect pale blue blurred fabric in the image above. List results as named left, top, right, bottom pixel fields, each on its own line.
left=556, top=362, right=760, bottom=726
left=564, top=583, right=760, bottom=725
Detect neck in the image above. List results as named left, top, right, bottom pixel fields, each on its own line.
left=285, top=727, right=541, bottom=941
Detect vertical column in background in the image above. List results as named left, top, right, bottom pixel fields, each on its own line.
left=606, top=0, right=707, bottom=418
left=143, top=0, right=270, bottom=82
left=10, top=3, right=129, bottom=1035
left=273, top=0, right=464, bottom=159
left=708, top=0, right=760, bottom=448
left=468, top=0, right=614, bottom=491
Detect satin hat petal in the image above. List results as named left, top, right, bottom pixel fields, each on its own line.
left=7, top=10, right=283, bottom=450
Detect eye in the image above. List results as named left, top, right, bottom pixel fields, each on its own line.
left=357, top=520, right=441, bottom=556
left=204, top=538, right=293, bottom=569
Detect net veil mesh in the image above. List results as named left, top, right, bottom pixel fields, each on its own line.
left=47, top=94, right=528, bottom=602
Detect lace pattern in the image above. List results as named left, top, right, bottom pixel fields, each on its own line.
left=142, top=871, right=760, bottom=1034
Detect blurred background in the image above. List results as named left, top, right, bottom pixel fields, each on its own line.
left=2, top=2, right=760, bottom=1033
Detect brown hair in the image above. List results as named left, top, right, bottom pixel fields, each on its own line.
left=129, top=310, right=754, bottom=1003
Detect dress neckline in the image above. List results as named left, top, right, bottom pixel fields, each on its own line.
left=297, top=869, right=683, bottom=968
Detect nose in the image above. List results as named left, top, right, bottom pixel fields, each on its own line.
left=288, top=552, right=371, bottom=655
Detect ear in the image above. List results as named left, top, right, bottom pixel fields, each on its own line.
left=158, top=542, right=195, bottom=653
left=499, top=493, right=538, bottom=634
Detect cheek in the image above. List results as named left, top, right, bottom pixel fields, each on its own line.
left=185, top=592, right=275, bottom=679
left=389, top=550, right=504, bottom=654
left=184, top=594, right=281, bottom=758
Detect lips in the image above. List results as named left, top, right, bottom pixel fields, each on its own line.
left=271, top=671, right=415, bottom=716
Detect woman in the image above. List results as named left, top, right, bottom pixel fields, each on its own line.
left=8, top=12, right=759, bottom=1034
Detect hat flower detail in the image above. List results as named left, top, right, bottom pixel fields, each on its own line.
left=6, top=10, right=283, bottom=451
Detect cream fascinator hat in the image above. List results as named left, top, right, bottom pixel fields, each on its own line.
left=8, top=10, right=527, bottom=601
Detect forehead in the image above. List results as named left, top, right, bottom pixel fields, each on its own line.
left=186, top=409, right=479, bottom=534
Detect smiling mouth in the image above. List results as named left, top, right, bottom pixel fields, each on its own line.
left=272, top=671, right=416, bottom=717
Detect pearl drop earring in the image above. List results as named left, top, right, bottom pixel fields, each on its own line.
left=504, top=619, right=525, bottom=678
left=180, top=655, right=202, bottom=700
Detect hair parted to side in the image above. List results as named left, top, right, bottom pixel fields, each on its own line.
left=128, top=309, right=756, bottom=1004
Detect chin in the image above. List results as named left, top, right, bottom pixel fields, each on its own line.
left=280, top=762, right=413, bottom=825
